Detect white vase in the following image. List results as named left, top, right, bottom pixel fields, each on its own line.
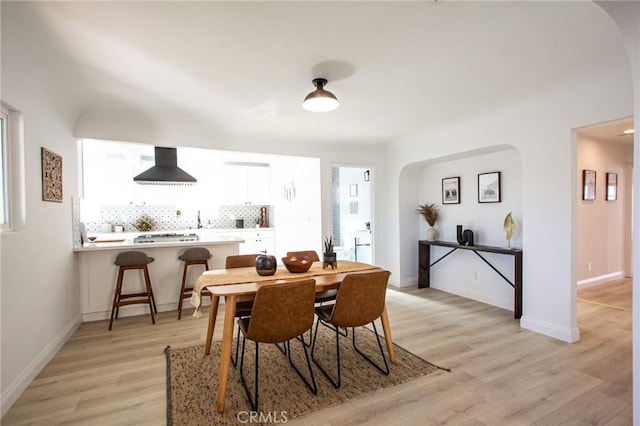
left=426, top=226, right=437, bottom=241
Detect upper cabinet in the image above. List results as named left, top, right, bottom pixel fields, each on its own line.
left=223, top=163, right=271, bottom=205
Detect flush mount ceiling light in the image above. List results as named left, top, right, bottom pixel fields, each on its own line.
left=302, top=78, right=340, bottom=112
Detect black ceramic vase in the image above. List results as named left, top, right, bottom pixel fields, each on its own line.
left=323, top=252, right=337, bottom=263
left=255, top=254, right=277, bottom=276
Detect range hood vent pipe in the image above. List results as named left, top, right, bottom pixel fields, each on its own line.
left=133, top=147, right=197, bottom=185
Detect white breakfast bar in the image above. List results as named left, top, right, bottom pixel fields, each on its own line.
left=74, top=233, right=243, bottom=322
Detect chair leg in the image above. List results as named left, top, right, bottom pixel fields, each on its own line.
left=295, top=327, right=313, bottom=348
left=286, top=339, right=317, bottom=395
left=108, top=268, right=124, bottom=330
left=352, top=321, right=389, bottom=376
left=311, top=318, right=344, bottom=388
left=232, top=324, right=242, bottom=367
left=239, top=336, right=259, bottom=411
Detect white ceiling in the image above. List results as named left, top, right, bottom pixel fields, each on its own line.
left=2, top=1, right=634, bottom=147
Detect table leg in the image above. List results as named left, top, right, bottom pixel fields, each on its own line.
left=380, top=303, right=396, bottom=363
left=216, top=295, right=237, bottom=413
left=204, top=295, right=220, bottom=356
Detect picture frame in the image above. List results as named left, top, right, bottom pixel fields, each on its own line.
left=41, top=147, right=63, bottom=203
left=442, top=176, right=460, bottom=204
left=364, top=170, right=370, bottom=182
left=478, top=172, right=501, bottom=203
left=606, top=172, right=617, bottom=201
left=582, top=169, right=596, bottom=201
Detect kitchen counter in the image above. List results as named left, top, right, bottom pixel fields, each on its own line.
left=73, top=232, right=246, bottom=252
left=75, top=231, right=248, bottom=322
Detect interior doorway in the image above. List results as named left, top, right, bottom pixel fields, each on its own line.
left=331, top=165, right=373, bottom=264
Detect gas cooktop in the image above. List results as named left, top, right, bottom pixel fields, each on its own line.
left=133, top=233, right=200, bottom=244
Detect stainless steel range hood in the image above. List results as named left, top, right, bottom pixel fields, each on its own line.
left=133, top=147, right=197, bottom=185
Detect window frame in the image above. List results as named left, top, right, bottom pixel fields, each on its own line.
left=0, top=106, right=10, bottom=230
left=0, top=103, right=26, bottom=233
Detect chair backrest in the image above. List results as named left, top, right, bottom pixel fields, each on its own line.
left=328, top=270, right=391, bottom=328
left=246, top=279, right=316, bottom=344
left=225, top=254, right=261, bottom=269
left=286, top=250, right=320, bottom=262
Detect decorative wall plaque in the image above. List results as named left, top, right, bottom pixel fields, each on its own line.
left=41, top=147, right=63, bottom=202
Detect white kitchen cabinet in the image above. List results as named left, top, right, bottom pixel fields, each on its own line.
left=224, top=163, right=271, bottom=205
left=235, top=229, right=275, bottom=255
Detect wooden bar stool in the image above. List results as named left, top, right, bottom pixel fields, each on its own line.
left=109, top=251, right=157, bottom=330
left=177, top=247, right=211, bottom=319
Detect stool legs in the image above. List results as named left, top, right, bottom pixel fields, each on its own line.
left=109, top=267, right=125, bottom=330
left=177, top=262, right=190, bottom=320
left=109, top=265, right=156, bottom=330
left=177, top=260, right=209, bottom=319
left=143, top=264, right=158, bottom=314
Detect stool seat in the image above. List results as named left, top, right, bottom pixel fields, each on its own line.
left=178, top=247, right=211, bottom=319
left=109, top=250, right=157, bottom=330
left=115, top=250, right=154, bottom=266
left=179, top=247, right=211, bottom=262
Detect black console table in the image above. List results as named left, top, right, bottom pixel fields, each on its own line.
left=418, top=240, right=523, bottom=319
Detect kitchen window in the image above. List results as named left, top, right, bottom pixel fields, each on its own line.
left=0, top=106, right=9, bottom=229
left=0, top=103, right=26, bottom=232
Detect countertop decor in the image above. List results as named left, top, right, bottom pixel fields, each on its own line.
left=134, top=215, right=155, bottom=232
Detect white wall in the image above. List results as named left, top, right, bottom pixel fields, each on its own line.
left=2, top=1, right=639, bottom=421
left=414, top=148, right=522, bottom=311
left=381, top=9, right=634, bottom=345
left=594, top=2, right=640, bottom=421
left=576, top=136, right=630, bottom=284
left=0, top=30, right=82, bottom=416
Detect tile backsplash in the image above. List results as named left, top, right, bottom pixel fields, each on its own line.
left=83, top=204, right=273, bottom=233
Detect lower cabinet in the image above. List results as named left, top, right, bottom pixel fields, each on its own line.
left=236, top=229, right=275, bottom=255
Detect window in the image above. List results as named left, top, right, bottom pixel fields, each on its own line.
left=0, top=103, right=25, bottom=232
left=0, top=106, right=9, bottom=228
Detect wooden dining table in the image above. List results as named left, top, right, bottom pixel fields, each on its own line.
left=192, top=261, right=396, bottom=413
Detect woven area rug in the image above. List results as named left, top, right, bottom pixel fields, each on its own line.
left=165, top=326, right=442, bottom=425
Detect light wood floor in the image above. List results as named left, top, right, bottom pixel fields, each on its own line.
left=2, top=284, right=633, bottom=425
left=578, top=277, right=632, bottom=312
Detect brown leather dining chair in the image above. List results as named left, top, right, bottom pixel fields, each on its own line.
left=238, top=278, right=317, bottom=411
left=286, top=250, right=336, bottom=305
left=225, top=254, right=261, bottom=366
left=226, top=254, right=262, bottom=269
left=311, top=269, right=391, bottom=388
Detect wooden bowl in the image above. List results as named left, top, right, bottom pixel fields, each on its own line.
left=282, top=255, right=313, bottom=273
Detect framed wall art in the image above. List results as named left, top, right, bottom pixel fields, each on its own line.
left=582, top=169, right=596, bottom=201
left=442, top=176, right=460, bottom=204
left=41, top=147, right=63, bottom=203
left=478, top=171, right=501, bottom=203
left=606, top=172, right=617, bottom=201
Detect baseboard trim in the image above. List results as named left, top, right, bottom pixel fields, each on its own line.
left=1, top=313, right=82, bottom=418
left=577, top=271, right=624, bottom=288
left=520, top=315, right=580, bottom=343
left=391, top=276, right=417, bottom=288
left=82, top=300, right=212, bottom=322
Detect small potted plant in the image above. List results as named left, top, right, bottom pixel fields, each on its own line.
left=417, top=203, right=440, bottom=241
left=323, top=235, right=337, bottom=268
